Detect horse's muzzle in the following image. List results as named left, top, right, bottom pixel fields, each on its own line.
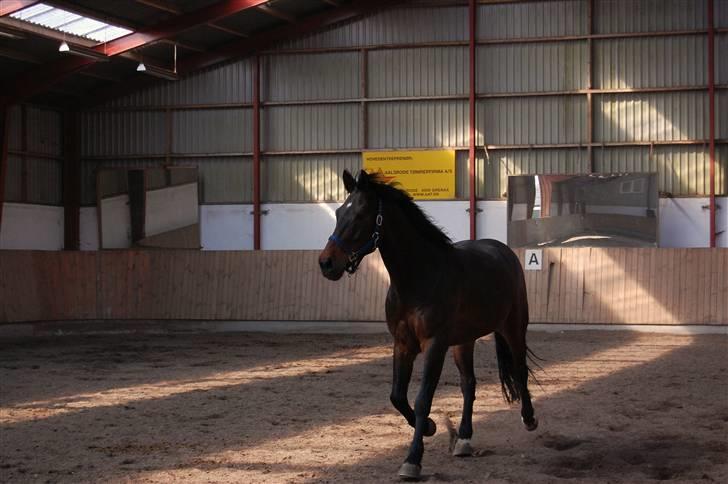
left=318, top=244, right=345, bottom=280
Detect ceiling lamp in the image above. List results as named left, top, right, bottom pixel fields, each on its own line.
left=136, top=62, right=146, bottom=72
left=136, top=63, right=178, bottom=81
left=58, top=42, right=109, bottom=61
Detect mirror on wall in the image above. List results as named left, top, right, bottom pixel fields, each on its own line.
left=507, top=173, right=658, bottom=248
left=97, top=166, right=200, bottom=249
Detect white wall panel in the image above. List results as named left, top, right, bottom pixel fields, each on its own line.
left=476, top=201, right=508, bottom=243
left=658, top=197, right=710, bottom=247
left=145, top=184, right=199, bottom=237
left=0, top=203, right=64, bottom=250
left=100, top=195, right=131, bottom=249
left=200, top=205, right=254, bottom=251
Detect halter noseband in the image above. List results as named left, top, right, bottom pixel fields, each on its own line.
left=328, top=199, right=383, bottom=274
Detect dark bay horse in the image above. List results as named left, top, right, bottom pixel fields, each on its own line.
left=318, top=170, right=538, bottom=480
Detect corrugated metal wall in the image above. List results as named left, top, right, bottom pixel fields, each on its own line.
left=4, top=105, right=63, bottom=206
left=78, top=0, right=726, bottom=205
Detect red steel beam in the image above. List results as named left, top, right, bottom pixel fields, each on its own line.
left=253, top=54, right=261, bottom=250
left=708, top=0, right=716, bottom=247
left=2, top=0, right=268, bottom=105
left=468, top=0, right=477, bottom=240
left=83, top=0, right=401, bottom=108
left=0, top=0, right=39, bottom=16
left=179, top=0, right=399, bottom=73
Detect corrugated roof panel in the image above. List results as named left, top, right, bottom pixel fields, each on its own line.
left=478, top=148, right=590, bottom=199
left=172, top=109, right=252, bottom=154
left=595, top=0, right=706, bottom=33
left=368, top=100, right=468, bottom=149
left=280, top=6, right=467, bottom=49
left=369, top=47, right=468, bottom=98
left=595, top=92, right=709, bottom=142
left=594, top=145, right=718, bottom=196
left=263, top=154, right=360, bottom=202
left=478, top=96, right=587, bottom=145
left=10, top=3, right=132, bottom=42
left=265, top=52, right=360, bottom=102
left=478, top=42, right=588, bottom=93
left=595, top=37, right=707, bottom=89
left=263, top=104, right=360, bottom=152
left=479, top=1, right=587, bottom=40
left=26, top=158, right=62, bottom=205
left=80, top=111, right=166, bottom=156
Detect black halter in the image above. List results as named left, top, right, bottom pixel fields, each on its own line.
left=328, top=199, right=383, bottom=274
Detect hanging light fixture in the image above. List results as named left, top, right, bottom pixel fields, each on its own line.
left=136, top=62, right=146, bottom=72
left=58, top=40, right=70, bottom=52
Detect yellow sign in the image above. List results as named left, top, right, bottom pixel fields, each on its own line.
left=362, top=150, right=455, bottom=200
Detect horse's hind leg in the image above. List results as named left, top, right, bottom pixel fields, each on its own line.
left=499, top=308, right=538, bottom=431
left=452, top=341, right=476, bottom=457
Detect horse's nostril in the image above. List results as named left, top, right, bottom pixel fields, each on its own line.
left=319, top=258, right=333, bottom=271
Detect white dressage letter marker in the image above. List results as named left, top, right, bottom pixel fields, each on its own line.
left=525, top=249, right=542, bottom=271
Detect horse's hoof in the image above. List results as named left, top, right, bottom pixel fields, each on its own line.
left=398, top=462, right=422, bottom=480
left=523, top=416, right=539, bottom=431
left=452, top=438, right=473, bottom=457
left=424, top=417, right=437, bottom=437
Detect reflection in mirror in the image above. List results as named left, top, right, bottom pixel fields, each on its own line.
left=97, top=167, right=200, bottom=249
left=508, top=173, right=658, bottom=248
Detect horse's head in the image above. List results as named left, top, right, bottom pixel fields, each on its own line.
left=319, top=169, right=382, bottom=280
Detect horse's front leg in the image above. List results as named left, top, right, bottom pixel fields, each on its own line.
left=390, top=344, right=437, bottom=436
left=398, top=338, right=448, bottom=480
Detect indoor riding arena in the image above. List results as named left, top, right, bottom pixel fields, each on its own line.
left=1, top=1, right=727, bottom=483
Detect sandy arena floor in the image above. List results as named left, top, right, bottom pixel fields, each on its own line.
left=1, top=328, right=727, bottom=483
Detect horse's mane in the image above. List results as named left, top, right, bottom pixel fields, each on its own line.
left=360, top=171, right=453, bottom=249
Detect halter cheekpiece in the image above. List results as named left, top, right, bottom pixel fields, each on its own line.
left=328, top=199, right=383, bottom=274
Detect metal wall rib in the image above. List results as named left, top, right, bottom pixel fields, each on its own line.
left=478, top=148, right=590, bottom=199
left=182, top=157, right=253, bottom=204
left=478, top=42, right=589, bottom=93
left=595, top=0, right=707, bottom=33
left=6, top=105, right=21, bottom=151
left=369, top=47, right=468, bottom=97
left=26, top=157, right=62, bottom=204
left=263, top=154, right=360, bottom=202
left=368, top=100, right=468, bottom=149
left=108, top=60, right=254, bottom=108
left=81, top=111, right=167, bottom=157
left=595, top=92, right=709, bottom=142
left=263, top=104, right=360, bottom=152
left=4, top=155, right=22, bottom=202
left=26, top=107, right=61, bottom=156
left=265, top=52, right=360, bottom=101
left=478, top=97, right=587, bottom=145
left=594, top=146, right=722, bottom=196
left=478, top=1, right=588, bottom=39
left=594, top=37, right=708, bottom=89
left=173, top=109, right=252, bottom=154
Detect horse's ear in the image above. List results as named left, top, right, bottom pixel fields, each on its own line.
left=342, top=170, right=356, bottom=193
left=356, top=169, right=370, bottom=190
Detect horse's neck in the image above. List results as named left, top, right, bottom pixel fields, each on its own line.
left=378, top=203, right=447, bottom=293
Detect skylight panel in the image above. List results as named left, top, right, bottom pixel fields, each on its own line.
left=10, top=3, right=133, bottom=43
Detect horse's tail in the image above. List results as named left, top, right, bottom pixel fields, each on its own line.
left=494, top=332, right=522, bottom=404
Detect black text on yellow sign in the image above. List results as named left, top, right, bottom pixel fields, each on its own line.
left=362, top=150, right=455, bottom=200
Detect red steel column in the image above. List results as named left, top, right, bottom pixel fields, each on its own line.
left=708, top=0, right=716, bottom=247
left=468, top=0, right=477, bottom=240
left=253, top=54, right=262, bottom=250
left=0, top=106, right=8, bottom=234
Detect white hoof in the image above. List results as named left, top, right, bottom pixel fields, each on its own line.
left=398, top=462, right=422, bottom=480
left=452, top=438, right=474, bottom=457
